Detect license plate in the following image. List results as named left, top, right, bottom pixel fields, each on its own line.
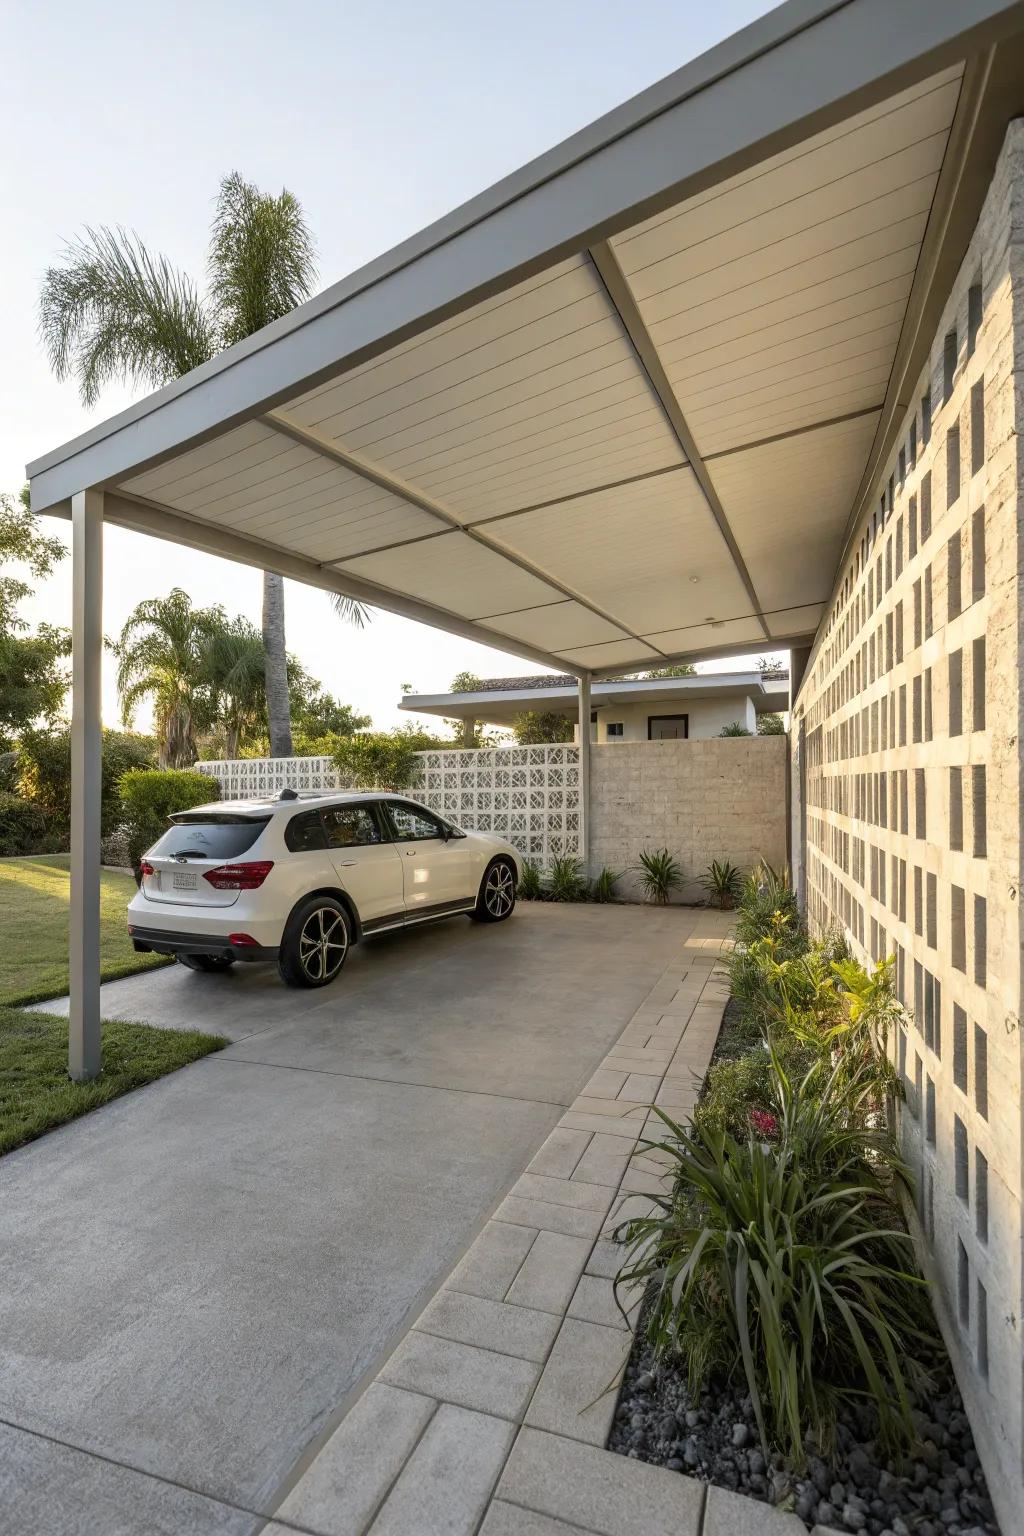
left=172, top=871, right=199, bottom=891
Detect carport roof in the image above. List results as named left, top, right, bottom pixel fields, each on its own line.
left=27, top=0, right=1024, bottom=678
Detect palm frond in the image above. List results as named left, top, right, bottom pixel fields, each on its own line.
left=330, top=593, right=369, bottom=628
left=208, top=172, right=317, bottom=347
left=39, top=226, right=215, bottom=405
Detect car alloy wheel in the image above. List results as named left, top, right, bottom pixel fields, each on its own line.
left=484, top=860, right=515, bottom=918
left=298, top=904, right=348, bottom=982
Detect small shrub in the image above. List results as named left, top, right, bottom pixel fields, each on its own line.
left=700, top=858, right=742, bottom=909
left=590, top=866, right=621, bottom=903
left=517, top=860, right=543, bottom=900
left=17, top=726, right=156, bottom=846
left=119, top=768, right=220, bottom=871
left=332, top=731, right=421, bottom=790
left=693, top=1033, right=814, bottom=1141
left=545, top=853, right=587, bottom=902
left=719, top=721, right=753, bottom=736
left=636, top=847, right=682, bottom=905
left=0, top=792, right=49, bottom=856
left=734, top=862, right=801, bottom=947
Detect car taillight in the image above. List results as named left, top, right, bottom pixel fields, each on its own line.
left=139, top=861, right=155, bottom=877
left=202, top=861, right=274, bottom=890
left=229, top=933, right=259, bottom=946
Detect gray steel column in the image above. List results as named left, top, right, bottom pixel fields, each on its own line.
left=69, top=489, right=103, bottom=1082
left=578, top=673, right=591, bottom=875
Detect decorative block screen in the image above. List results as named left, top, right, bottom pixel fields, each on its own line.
left=415, top=745, right=579, bottom=866
left=193, top=745, right=580, bottom=867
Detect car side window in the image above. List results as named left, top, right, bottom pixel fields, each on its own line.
left=284, top=809, right=328, bottom=852
left=388, top=802, right=444, bottom=842
left=323, top=806, right=382, bottom=849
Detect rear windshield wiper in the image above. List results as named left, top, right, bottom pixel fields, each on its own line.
left=168, top=850, right=208, bottom=860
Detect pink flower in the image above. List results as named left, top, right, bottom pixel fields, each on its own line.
left=750, top=1109, right=779, bottom=1138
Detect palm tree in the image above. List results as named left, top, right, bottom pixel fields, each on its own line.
left=114, top=589, right=219, bottom=767
left=202, top=614, right=267, bottom=759
left=39, top=172, right=368, bottom=759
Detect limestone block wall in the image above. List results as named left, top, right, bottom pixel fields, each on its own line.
left=790, top=121, right=1024, bottom=1520
left=589, top=737, right=788, bottom=901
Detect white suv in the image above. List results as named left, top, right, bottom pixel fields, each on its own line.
left=127, top=790, right=521, bottom=988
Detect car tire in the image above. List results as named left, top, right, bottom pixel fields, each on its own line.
left=470, top=858, right=517, bottom=923
left=177, top=953, right=236, bottom=973
left=278, top=896, right=351, bottom=988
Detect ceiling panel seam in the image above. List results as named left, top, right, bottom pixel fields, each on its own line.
left=586, top=240, right=770, bottom=638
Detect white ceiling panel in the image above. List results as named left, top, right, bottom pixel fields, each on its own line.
left=557, top=639, right=663, bottom=669
left=336, top=531, right=564, bottom=620
left=120, top=421, right=291, bottom=502
left=615, top=67, right=962, bottom=260
left=765, top=602, right=828, bottom=638
left=709, top=413, right=881, bottom=612
left=484, top=467, right=751, bottom=636
left=642, top=615, right=765, bottom=654
left=480, top=602, right=628, bottom=651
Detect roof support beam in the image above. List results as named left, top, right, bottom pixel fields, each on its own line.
left=587, top=240, right=770, bottom=641
left=261, top=408, right=669, bottom=658
left=85, top=489, right=582, bottom=678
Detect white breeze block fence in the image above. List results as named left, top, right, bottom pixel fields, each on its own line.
left=193, top=745, right=581, bottom=868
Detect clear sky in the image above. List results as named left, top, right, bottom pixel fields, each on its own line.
left=3, top=0, right=781, bottom=733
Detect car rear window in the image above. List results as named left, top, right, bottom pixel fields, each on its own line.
left=149, top=816, right=269, bottom=860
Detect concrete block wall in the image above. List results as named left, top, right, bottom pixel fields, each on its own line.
left=589, top=738, right=788, bottom=902
left=790, top=121, right=1024, bottom=1523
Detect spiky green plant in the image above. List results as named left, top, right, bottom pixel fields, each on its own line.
left=616, top=1050, right=932, bottom=1464
left=735, top=862, right=801, bottom=946
left=517, top=860, right=544, bottom=900
left=700, top=859, right=742, bottom=909
left=544, top=854, right=587, bottom=902
left=636, top=847, right=683, bottom=905
left=719, top=721, right=753, bottom=736
left=589, top=866, right=621, bottom=903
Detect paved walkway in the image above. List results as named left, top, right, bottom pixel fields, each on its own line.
left=0, top=903, right=707, bottom=1535
left=261, top=908, right=766, bottom=1536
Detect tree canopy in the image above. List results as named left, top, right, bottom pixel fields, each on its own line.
left=0, top=491, right=70, bottom=750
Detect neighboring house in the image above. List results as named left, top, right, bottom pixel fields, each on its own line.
left=400, top=670, right=789, bottom=744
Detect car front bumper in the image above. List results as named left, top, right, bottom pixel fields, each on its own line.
left=128, top=925, right=278, bottom=962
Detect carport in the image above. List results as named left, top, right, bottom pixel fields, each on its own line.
left=26, top=0, right=1024, bottom=1078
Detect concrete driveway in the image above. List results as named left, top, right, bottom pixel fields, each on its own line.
left=0, top=902, right=698, bottom=1534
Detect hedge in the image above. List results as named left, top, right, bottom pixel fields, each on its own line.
left=118, top=768, right=220, bottom=870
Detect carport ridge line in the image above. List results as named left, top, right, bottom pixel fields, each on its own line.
left=260, top=913, right=735, bottom=1536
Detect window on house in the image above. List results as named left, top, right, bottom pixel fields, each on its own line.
left=606, top=722, right=624, bottom=739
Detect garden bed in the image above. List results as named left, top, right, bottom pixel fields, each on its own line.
left=606, top=871, right=1001, bottom=1536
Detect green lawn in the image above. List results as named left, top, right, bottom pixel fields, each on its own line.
left=0, top=853, right=170, bottom=1007
left=0, top=1008, right=224, bottom=1156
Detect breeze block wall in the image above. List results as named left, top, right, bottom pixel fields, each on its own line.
left=590, top=737, right=788, bottom=902
left=790, top=121, right=1024, bottom=1521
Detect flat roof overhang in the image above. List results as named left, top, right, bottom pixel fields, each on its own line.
left=401, top=673, right=790, bottom=724
left=27, top=0, right=1024, bottom=680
